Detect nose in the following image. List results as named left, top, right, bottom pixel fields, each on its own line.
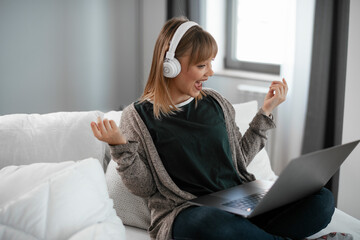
left=209, top=68, right=214, bottom=77
left=206, top=66, right=214, bottom=77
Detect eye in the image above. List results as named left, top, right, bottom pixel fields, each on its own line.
left=197, top=64, right=206, bottom=68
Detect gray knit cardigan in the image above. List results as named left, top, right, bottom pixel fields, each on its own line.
left=109, top=88, right=276, bottom=240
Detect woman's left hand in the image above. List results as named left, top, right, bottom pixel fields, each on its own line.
left=262, top=78, right=288, bottom=116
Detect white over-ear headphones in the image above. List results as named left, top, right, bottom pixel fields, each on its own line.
left=163, top=21, right=198, bottom=78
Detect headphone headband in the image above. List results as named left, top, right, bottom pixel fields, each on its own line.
left=165, top=21, right=198, bottom=60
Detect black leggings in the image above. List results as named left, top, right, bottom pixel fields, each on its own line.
left=172, top=188, right=335, bottom=240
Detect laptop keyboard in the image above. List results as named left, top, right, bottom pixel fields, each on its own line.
left=222, top=191, right=268, bottom=211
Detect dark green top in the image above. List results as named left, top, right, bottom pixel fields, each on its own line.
left=134, top=95, right=242, bottom=196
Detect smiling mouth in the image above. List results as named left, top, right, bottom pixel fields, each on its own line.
left=195, top=80, right=204, bottom=91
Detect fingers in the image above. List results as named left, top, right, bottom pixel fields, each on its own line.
left=272, top=86, right=285, bottom=101
left=97, top=117, right=106, bottom=135
left=270, top=78, right=287, bottom=86
left=270, top=78, right=287, bottom=87
left=91, top=116, right=125, bottom=145
left=94, top=117, right=118, bottom=135
left=91, top=121, right=102, bottom=139
left=270, top=78, right=288, bottom=99
left=103, top=119, right=112, bottom=131
left=282, top=77, right=287, bottom=85
left=266, top=79, right=288, bottom=106
left=109, top=120, right=118, bottom=129
left=283, top=78, right=289, bottom=94
left=281, top=78, right=288, bottom=95
left=262, top=78, right=289, bottom=114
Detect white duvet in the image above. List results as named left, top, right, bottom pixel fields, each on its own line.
left=0, top=158, right=125, bottom=240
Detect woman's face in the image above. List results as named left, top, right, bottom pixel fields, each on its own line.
left=168, top=55, right=214, bottom=104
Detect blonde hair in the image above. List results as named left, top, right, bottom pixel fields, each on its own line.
left=140, top=17, right=218, bottom=119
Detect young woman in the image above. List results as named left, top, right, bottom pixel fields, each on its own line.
left=91, top=17, right=349, bottom=240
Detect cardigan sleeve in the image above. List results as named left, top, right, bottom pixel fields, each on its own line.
left=235, top=107, right=276, bottom=166
left=109, top=105, right=157, bottom=198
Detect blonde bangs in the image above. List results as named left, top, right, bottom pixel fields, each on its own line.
left=189, top=31, right=218, bottom=66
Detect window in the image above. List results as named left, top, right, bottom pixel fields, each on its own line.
left=225, top=0, right=294, bottom=75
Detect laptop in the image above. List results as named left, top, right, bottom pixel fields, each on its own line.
left=189, top=140, right=359, bottom=218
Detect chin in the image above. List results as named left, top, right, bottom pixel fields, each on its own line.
left=190, top=91, right=201, bottom=98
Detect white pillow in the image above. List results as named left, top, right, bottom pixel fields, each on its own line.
left=104, top=110, right=122, bottom=126
left=106, top=160, right=151, bottom=230
left=233, top=101, right=259, bottom=133
left=0, top=111, right=108, bottom=170
left=0, top=158, right=125, bottom=240
left=233, top=101, right=277, bottom=181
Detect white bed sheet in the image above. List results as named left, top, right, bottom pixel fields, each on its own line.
left=125, top=226, right=150, bottom=240
left=309, top=208, right=360, bottom=239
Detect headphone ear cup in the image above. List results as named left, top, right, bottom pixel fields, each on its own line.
left=163, top=58, right=181, bottom=78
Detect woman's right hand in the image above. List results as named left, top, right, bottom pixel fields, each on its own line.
left=91, top=117, right=127, bottom=145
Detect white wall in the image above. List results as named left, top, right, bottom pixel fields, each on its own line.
left=0, top=0, right=165, bottom=115
left=141, top=0, right=166, bottom=88
left=338, top=0, right=360, bottom=220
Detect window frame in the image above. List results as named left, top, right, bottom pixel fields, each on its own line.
left=225, top=0, right=281, bottom=75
